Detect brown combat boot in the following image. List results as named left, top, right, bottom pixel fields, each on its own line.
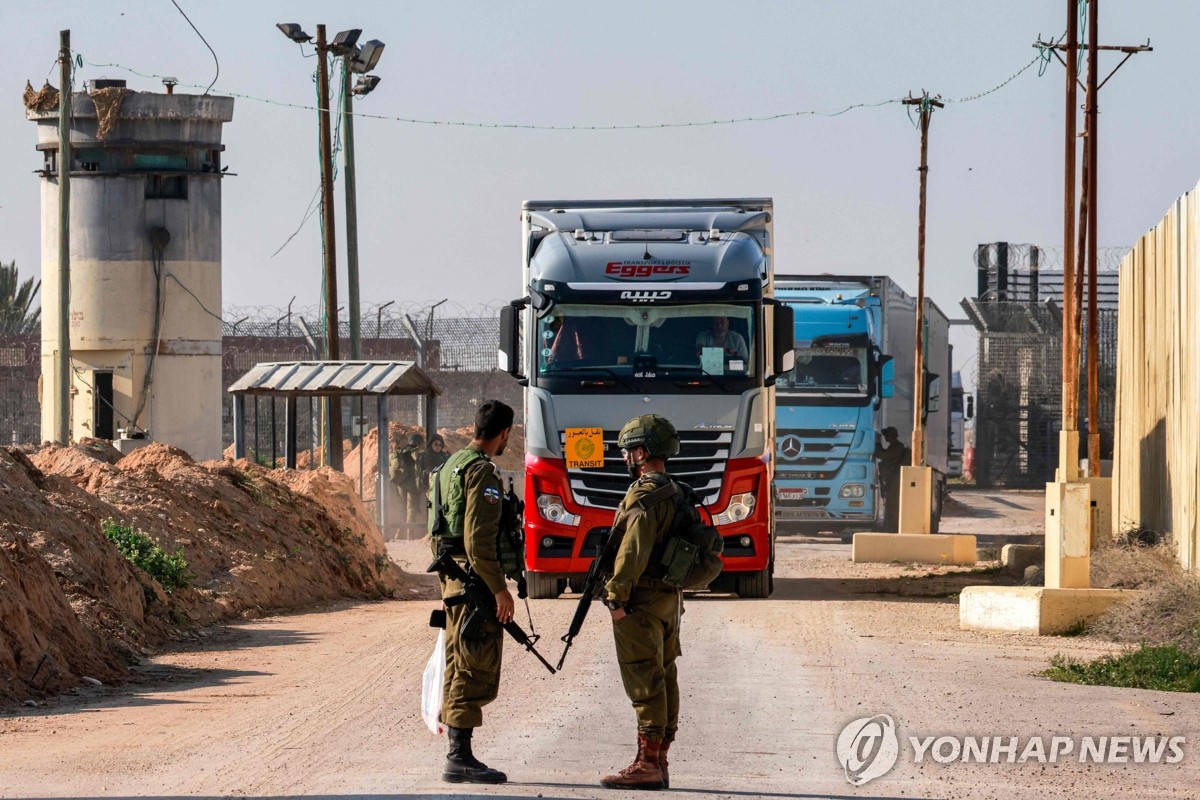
left=600, top=735, right=665, bottom=790
left=658, top=737, right=671, bottom=789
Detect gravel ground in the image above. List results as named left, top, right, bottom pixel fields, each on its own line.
left=0, top=487, right=1194, bottom=799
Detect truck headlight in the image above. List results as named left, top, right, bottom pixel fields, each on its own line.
left=715, top=493, right=756, bottom=526
left=839, top=483, right=867, bottom=499
left=536, top=493, right=580, bottom=526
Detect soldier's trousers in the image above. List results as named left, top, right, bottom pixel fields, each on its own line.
left=611, top=586, right=682, bottom=743
left=398, top=486, right=425, bottom=526
left=441, top=601, right=503, bottom=729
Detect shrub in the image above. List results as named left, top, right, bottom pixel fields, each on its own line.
left=102, top=519, right=191, bottom=593
left=1044, top=645, right=1200, bottom=693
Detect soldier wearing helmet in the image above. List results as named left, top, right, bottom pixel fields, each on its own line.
left=389, top=432, right=426, bottom=531
left=599, top=413, right=684, bottom=791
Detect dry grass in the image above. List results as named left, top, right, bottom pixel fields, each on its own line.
left=1091, top=535, right=1180, bottom=589
left=1088, top=533, right=1200, bottom=654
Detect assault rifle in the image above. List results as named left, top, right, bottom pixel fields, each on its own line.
left=427, top=549, right=556, bottom=674
left=499, top=477, right=528, bottom=599
left=556, top=528, right=623, bottom=671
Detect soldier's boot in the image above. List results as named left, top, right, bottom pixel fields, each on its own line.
left=600, top=735, right=665, bottom=790
left=442, top=726, right=508, bottom=784
left=658, top=737, right=672, bottom=789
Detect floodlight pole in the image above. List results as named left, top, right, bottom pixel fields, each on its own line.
left=315, top=23, right=343, bottom=470
left=342, top=63, right=362, bottom=362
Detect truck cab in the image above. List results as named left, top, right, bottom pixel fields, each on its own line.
left=773, top=276, right=950, bottom=532
left=499, top=199, right=794, bottom=597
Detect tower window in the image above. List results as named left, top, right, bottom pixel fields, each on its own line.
left=145, top=175, right=188, bottom=199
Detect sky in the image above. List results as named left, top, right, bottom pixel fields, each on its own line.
left=3, top=1, right=1198, bottom=388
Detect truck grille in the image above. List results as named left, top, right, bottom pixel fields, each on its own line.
left=776, top=428, right=854, bottom=474
left=561, top=429, right=729, bottom=510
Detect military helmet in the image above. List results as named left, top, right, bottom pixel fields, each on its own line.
left=407, top=433, right=423, bottom=446
left=618, top=414, right=680, bottom=460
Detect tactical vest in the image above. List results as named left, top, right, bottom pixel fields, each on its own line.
left=427, top=447, right=526, bottom=585
left=428, top=447, right=489, bottom=540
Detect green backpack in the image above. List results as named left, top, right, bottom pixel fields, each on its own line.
left=639, top=478, right=724, bottom=590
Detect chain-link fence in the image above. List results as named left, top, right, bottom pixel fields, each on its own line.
left=963, top=293, right=1117, bottom=487
left=0, top=335, right=39, bottom=445
left=1, top=302, right=522, bottom=453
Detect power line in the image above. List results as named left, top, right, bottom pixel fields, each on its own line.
left=167, top=0, right=219, bottom=94
left=77, top=48, right=1047, bottom=131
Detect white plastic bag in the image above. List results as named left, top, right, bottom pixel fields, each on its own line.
left=421, top=629, right=446, bottom=735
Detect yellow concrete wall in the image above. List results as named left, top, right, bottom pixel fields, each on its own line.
left=1114, top=180, right=1200, bottom=572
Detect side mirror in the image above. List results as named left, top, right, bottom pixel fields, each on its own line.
left=965, top=394, right=975, bottom=421
left=498, top=302, right=525, bottom=380
left=879, top=356, right=895, bottom=398
left=772, top=303, right=795, bottom=376
left=924, top=373, right=941, bottom=417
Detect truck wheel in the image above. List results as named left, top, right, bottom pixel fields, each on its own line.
left=567, top=577, right=585, bottom=594
left=736, top=568, right=772, bottom=599
left=526, top=573, right=561, bottom=599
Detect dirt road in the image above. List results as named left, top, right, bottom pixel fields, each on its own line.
left=2, top=489, right=1195, bottom=799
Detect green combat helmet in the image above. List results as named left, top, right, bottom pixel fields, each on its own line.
left=617, top=414, right=681, bottom=460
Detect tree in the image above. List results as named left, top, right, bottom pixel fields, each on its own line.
left=0, top=260, right=40, bottom=335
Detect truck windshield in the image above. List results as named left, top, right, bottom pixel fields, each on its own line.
left=536, top=303, right=757, bottom=380
left=778, top=346, right=867, bottom=393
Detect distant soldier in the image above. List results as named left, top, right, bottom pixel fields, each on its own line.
left=389, top=433, right=424, bottom=529
left=874, top=426, right=911, bottom=532
left=418, top=433, right=450, bottom=490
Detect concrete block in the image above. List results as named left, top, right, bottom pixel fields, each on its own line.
left=1001, top=544, right=1044, bottom=578
left=1082, top=476, right=1113, bottom=544
left=1045, top=481, right=1092, bottom=589
left=852, top=532, right=977, bottom=565
left=898, top=465, right=933, bottom=534
left=959, top=586, right=1132, bottom=635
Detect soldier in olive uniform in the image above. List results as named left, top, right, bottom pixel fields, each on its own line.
left=429, top=400, right=516, bottom=784
left=600, top=414, right=684, bottom=791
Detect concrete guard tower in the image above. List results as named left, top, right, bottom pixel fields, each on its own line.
left=28, top=81, right=233, bottom=460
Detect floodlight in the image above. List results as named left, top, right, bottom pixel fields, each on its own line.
left=276, top=23, right=311, bottom=43
left=352, top=74, right=382, bottom=96
left=330, top=28, right=362, bottom=56
left=351, top=39, right=385, bottom=73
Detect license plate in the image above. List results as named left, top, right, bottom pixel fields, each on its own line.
left=781, top=508, right=830, bottom=520
left=777, top=488, right=809, bottom=501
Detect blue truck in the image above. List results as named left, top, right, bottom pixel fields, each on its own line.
left=773, top=275, right=951, bottom=532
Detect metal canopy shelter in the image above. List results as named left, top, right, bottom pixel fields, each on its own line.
left=227, top=361, right=441, bottom=526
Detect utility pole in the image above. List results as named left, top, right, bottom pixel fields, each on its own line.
left=1061, top=0, right=1079, bottom=472
left=1085, top=0, right=1101, bottom=477
left=902, top=92, right=943, bottom=467
left=315, top=24, right=343, bottom=470
left=1036, top=8, right=1150, bottom=479
left=56, top=29, right=72, bottom=445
